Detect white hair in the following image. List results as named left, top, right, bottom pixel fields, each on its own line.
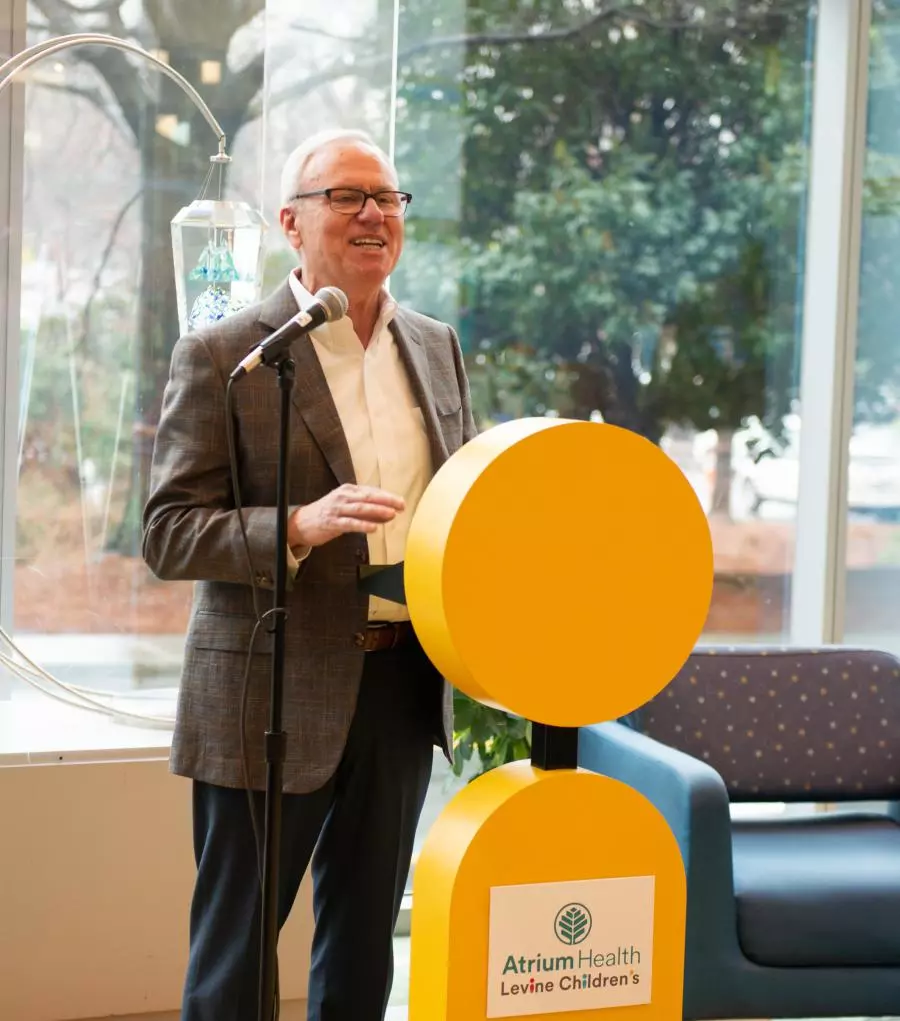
left=278, top=128, right=394, bottom=207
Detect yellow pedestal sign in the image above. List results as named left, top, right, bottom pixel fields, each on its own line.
left=404, top=419, right=714, bottom=1020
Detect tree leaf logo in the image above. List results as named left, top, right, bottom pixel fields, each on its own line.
left=554, top=903, right=592, bottom=945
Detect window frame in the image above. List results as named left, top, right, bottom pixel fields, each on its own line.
left=790, top=0, right=872, bottom=645
left=0, top=0, right=25, bottom=697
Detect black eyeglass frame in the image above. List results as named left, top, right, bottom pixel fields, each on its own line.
left=289, top=187, right=413, bottom=216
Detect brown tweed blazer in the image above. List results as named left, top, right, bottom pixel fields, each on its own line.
left=142, top=277, right=477, bottom=794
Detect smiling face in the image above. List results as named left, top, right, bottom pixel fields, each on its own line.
left=280, top=140, right=404, bottom=301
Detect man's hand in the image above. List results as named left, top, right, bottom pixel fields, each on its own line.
left=287, top=484, right=405, bottom=548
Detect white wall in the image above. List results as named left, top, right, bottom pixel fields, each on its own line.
left=0, top=757, right=312, bottom=1021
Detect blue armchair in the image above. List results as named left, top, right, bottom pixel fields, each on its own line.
left=579, top=646, right=900, bottom=1019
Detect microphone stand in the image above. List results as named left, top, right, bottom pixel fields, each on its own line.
left=258, top=352, right=294, bottom=1021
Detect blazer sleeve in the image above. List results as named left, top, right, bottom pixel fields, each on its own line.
left=141, top=329, right=282, bottom=588
left=449, top=324, right=478, bottom=443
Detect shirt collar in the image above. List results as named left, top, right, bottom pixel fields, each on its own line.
left=288, top=269, right=398, bottom=340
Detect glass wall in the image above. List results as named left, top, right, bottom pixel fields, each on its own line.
left=390, top=0, right=816, bottom=644
left=0, top=2, right=821, bottom=742
left=844, top=0, right=900, bottom=653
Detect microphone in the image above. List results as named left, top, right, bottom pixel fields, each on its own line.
left=229, top=286, right=349, bottom=380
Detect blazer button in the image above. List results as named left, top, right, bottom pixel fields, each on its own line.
left=353, top=632, right=366, bottom=647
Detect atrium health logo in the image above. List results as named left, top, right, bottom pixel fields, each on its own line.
left=554, top=903, right=592, bottom=946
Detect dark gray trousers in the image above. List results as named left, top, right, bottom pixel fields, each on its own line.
left=180, top=641, right=439, bottom=1021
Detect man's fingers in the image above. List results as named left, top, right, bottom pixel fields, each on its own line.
left=343, top=486, right=405, bottom=511
left=335, top=517, right=378, bottom=533
left=341, top=500, right=400, bottom=522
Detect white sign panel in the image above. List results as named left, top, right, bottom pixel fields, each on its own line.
left=487, top=875, right=655, bottom=1017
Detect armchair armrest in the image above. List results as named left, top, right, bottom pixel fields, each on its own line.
left=578, top=721, right=741, bottom=958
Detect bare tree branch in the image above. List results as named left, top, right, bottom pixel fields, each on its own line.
left=143, top=0, right=263, bottom=51
left=28, top=0, right=146, bottom=140
left=286, top=23, right=365, bottom=44
left=252, top=7, right=630, bottom=117
left=253, top=3, right=793, bottom=119
left=390, top=4, right=783, bottom=56
left=254, top=10, right=626, bottom=119
left=55, top=0, right=122, bottom=14
left=218, top=49, right=265, bottom=138
left=21, top=78, right=130, bottom=137
left=77, top=185, right=143, bottom=354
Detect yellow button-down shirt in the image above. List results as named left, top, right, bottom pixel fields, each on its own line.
left=288, top=271, right=432, bottom=621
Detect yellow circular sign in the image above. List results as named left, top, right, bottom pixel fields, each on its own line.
left=405, top=418, right=713, bottom=726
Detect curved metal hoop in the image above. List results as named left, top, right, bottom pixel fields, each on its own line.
left=0, top=32, right=227, bottom=158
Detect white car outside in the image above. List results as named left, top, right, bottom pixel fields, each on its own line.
left=694, top=416, right=900, bottom=520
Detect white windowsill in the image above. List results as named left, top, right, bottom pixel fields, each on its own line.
left=0, top=631, right=179, bottom=764
left=0, top=691, right=175, bottom=764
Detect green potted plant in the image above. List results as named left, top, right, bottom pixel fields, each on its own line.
left=452, top=690, right=531, bottom=779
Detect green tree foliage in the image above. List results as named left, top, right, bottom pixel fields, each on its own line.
left=394, top=0, right=815, bottom=460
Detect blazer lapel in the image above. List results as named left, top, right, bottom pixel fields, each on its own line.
left=390, top=310, right=450, bottom=470
left=257, top=279, right=357, bottom=487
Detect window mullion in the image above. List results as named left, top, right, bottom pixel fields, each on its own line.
left=790, top=0, right=871, bottom=645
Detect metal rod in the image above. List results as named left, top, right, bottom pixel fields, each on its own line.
left=258, top=354, right=295, bottom=1021
left=0, top=33, right=227, bottom=158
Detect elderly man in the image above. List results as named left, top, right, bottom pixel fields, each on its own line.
left=143, top=128, right=476, bottom=1021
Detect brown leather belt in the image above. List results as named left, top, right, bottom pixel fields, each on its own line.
left=354, top=620, right=414, bottom=652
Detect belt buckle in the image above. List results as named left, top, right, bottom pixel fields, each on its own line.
left=365, top=621, right=393, bottom=653
left=368, top=621, right=401, bottom=651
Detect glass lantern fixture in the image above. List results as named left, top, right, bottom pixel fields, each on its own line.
left=171, top=165, right=268, bottom=335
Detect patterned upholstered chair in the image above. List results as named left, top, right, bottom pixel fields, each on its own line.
left=578, top=646, right=900, bottom=1019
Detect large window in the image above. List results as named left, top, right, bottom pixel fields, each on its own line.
left=0, top=2, right=891, bottom=753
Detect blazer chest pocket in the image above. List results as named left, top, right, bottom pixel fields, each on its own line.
left=435, top=393, right=463, bottom=449
left=189, top=611, right=274, bottom=655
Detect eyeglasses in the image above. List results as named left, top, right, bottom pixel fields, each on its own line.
left=290, top=187, right=413, bottom=217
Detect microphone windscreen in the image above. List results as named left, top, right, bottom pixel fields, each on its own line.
left=316, top=286, right=349, bottom=322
